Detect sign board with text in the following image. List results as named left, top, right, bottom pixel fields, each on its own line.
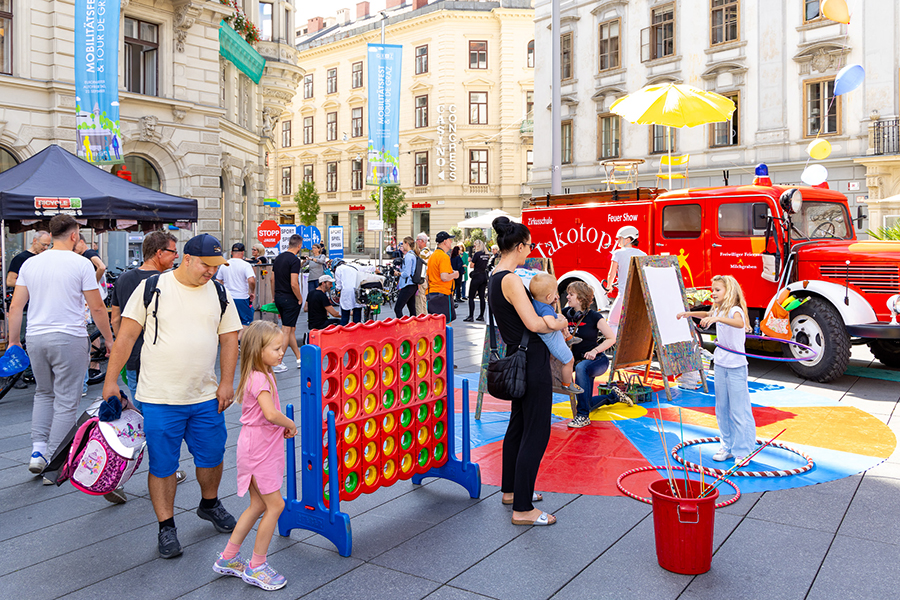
left=279, top=225, right=298, bottom=253
left=257, top=220, right=281, bottom=247
left=328, top=226, right=344, bottom=260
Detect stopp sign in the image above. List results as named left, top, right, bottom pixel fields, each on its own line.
left=257, top=220, right=281, bottom=247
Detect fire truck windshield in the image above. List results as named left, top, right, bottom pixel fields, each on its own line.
left=790, top=201, right=852, bottom=240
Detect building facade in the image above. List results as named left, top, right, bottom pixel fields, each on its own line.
left=273, top=0, right=534, bottom=255
left=532, top=0, right=900, bottom=234
left=0, top=0, right=302, bottom=268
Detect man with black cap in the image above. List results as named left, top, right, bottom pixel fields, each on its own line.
left=426, top=231, right=459, bottom=322
left=215, top=242, right=256, bottom=340
left=102, top=233, right=242, bottom=559
left=307, top=274, right=341, bottom=331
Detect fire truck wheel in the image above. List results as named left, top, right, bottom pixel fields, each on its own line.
left=867, top=340, right=900, bottom=368
left=784, top=297, right=850, bottom=383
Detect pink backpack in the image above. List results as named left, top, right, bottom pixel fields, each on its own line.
left=61, top=409, right=146, bottom=495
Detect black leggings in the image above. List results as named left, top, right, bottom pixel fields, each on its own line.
left=395, top=284, right=418, bottom=318
left=468, top=274, right=487, bottom=318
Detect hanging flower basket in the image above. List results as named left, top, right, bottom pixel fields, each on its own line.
left=220, top=0, right=261, bottom=45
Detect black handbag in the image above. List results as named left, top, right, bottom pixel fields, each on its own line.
left=486, top=306, right=529, bottom=401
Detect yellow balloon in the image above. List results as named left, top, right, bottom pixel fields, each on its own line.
left=821, top=0, right=850, bottom=24
left=807, top=139, right=832, bottom=160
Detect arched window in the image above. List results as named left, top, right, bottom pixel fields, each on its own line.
left=527, top=40, right=534, bottom=68
left=112, top=156, right=161, bottom=191
left=0, top=147, right=18, bottom=174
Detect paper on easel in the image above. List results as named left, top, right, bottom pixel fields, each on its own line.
left=642, top=266, right=693, bottom=345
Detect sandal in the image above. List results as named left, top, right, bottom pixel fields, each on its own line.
left=512, top=512, right=556, bottom=526
left=502, top=492, right=543, bottom=506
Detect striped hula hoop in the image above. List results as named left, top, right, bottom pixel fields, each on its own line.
left=671, top=436, right=815, bottom=478
left=616, top=464, right=740, bottom=508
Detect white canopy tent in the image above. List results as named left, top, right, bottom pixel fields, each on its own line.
left=456, top=209, right=521, bottom=230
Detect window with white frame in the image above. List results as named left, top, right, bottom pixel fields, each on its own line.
left=469, top=41, right=487, bottom=69
left=598, top=114, right=620, bottom=159
left=303, top=116, right=314, bottom=144
left=0, top=0, right=12, bottom=75
left=526, top=149, right=533, bottom=180
left=470, top=149, right=488, bottom=184
left=561, top=32, right=573, bottom=80
left=561, top=120, right=573, bottom=164
left=326, top=162, right=337, bottom=192
left=805, top=77, right=840, bottom=136
left=642, top=4, right=675, bottom=62
left=651, top=124, right=675, bottom=154
left=326, top=112, right=337, bottom=141
left=526, top=40, right=534, bottom=68
left=351, top=159, right=363, bottom=190
left=124, top=18, right=158, bottom=96
left=259, top=1, right=273, bottom=42
left=711, top=92, right=739, bottom=146
left=352, top=61, right=363, bottom=88
left=327, top=68, right=337, bottom=94
left=351, top=107, right=363, bottom=138
left=281, top=167, right=292, bottom=196
left=711, top=0, right=739, bottom=46
left=415, top=152, right=428, bottom=186
left=282, top=120, right=291, bottom=148
left=415, top=45, right=428, bottom=74
left=303, top=163, right=314, bottom=183
left=598, top=19, right=620, bottom=72
left=415, top=95, right=428, bottom=128
left=303, top=74, right=313, bottom=99
left=469, top=92, right=487, bottom=125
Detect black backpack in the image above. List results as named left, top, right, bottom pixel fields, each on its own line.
left=142, top=273, right=229, bottom=344
left=411, top=255, right=427, bottom=285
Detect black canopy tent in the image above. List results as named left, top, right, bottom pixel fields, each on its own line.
left=0, top=144, right=199, bottom=308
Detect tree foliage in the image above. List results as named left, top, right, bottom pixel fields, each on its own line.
left=868, top=224, right=900, bottom=240
left=294, top=181, right=320, bottom=226
left=371, top=186, right=408, bottom=232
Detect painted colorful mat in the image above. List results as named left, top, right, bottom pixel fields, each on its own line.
left=453, top=372, right=895, bottom=497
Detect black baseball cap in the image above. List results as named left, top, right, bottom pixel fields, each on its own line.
left=435, top=231, right=455, bottom=244
left=231, top=242, right=245, bottom=252
left=183, top=234, right=227, bottom=267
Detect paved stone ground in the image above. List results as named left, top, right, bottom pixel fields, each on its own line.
left=2, top=299, right=900, bottom=599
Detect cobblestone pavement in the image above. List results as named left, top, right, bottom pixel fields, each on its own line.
left=2, top=303, right=900, bottom=599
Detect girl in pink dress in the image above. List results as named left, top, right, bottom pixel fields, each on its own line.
left=213, top=321, right=297, bottom=591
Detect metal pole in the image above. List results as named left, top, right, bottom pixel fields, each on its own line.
left=1, top=219, right=7, bottom=344
left=550, top=0, right=562, bottom=195
left=378, top=15, right=386, bottom=265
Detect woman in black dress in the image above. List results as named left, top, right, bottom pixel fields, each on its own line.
left=450, top=246, right=465, bottom=304
left=464, top=240, right=490, bottom=322
left=489, top=216, right=567, bottom=526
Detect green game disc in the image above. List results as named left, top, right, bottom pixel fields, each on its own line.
left=418, top=382, right=428, bottom=400
left=400, top=363, right=412, bottom=382
left=434, top=443, right=445, bottom=461
left=418, top=448, right=429, bottom=466
left=401, top=431, right=413, bottom=450
left=433, top=336, right=444, bottom=353
left=400, top=408, right=412, bottom=428
left=323, top=456, right=329, bottom=474
left=344, top=471, right=358, bottom=493
left=433, top=356, right=444, bottom=374
left=383, top=389, right=395, bottom=409
left=324, top=488, right=329, bottom=502
left=401, top=385, right=412, bottom=404
left=434, top=399, right=444, bottom=418
left=417, top=404, right=428, bottom=423
left=400, top=340, right=411, bottom=359
left=434, top=421, right=445, bottom=439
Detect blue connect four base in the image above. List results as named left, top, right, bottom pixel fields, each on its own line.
left=278, top=324, right=481, bottom=557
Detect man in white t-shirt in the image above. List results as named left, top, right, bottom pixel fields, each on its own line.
left=102, top=234, right=242, bottom=559
left=215, top=242, right=256, bottom=340
left=7, top=215, right=114, bottom=480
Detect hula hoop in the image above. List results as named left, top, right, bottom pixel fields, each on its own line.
left=616, top=465, right=740, bottom=508
left=671, top=437, right=815, bottom=478
left=715, top=334, right=819, bottom=363
left=714, top=334, right=819, bottom=363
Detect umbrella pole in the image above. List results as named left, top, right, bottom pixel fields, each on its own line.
left=667, top=127, right=672, bottom=190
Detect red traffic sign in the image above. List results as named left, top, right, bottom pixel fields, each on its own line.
left=257, top=220, right=281, bottom=247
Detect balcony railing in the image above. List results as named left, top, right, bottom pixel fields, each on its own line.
left=520, top=119, right=534, bottom=134
left=873, top=118, right=900, bottom=155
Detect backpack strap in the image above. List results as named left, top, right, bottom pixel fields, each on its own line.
left=142, top=274, right=162, bottom=345
left=212, top=279, right=229, bottom=316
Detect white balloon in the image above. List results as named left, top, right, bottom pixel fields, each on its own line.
left=801, top=164, right=828, bottom=186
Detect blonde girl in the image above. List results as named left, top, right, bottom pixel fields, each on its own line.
left=677, top=275, right=756, bottom=469
left=213, top=321, right=296, bottom=591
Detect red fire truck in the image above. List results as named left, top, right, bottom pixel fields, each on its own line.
left=524, top=168, right=900, bottom=382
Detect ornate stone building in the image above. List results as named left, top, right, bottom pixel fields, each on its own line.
left=273, top=0, right=534, bottom=255
left=0, top=0, right=302, bottom=268
left=531, top=0, right=897, bottom=235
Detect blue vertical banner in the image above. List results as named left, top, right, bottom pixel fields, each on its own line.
left=367, top=43, right=402, bottom=186
left=75, top=0, right=124, bottom=165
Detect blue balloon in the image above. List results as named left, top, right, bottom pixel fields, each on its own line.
left=834, top=64, right=865, bottom=96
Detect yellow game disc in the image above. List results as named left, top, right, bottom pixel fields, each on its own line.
left=382, top=413, right=396, bottom=433
left=382, top=366, right=395, bottom=386
left=343, top=398, right=358, bottom=419
left=400, top=453, right=413, bottom=473
left=363, top=418, right=377, bottom=439
left=383, top=459, right=396, bottom=478
left=417, top=425, right=429, bottom=445
left=364, top=441, right=378, bottom=462
left=343, top=423, right=358, bottom=444
left=365, top=465, right=378, bottom=486
left=382, top=435, right=396, bottom=456
left=382, top=344, right=395, bottom=363
left=344, top=447, right=358, bottom=469
left=416, top=338, right=428, bottom=356
left=363, top=370, right=377, bottom=390
left=417, top=360, right=429, bottom=378
left=364, top=393, right=377, bottom=414
left=363, top=346, right=377, bottom=367
left=434, top=378, right=444, bottom=396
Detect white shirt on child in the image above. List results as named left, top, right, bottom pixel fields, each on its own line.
left=713, top=305, right=748, bottom=369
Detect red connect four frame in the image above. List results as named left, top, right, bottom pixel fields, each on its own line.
left=277, top=315, right=481, bottom=557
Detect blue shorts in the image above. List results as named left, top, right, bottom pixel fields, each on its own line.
left=142, top=399, right=227, bottom=477
left=234, top=297, right=253, bottom=326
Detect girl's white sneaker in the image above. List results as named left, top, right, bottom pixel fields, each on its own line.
left=712, top=448, right=733, bottom=462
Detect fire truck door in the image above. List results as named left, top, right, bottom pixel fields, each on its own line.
left=654, top=200, right=708, bottom=291
left=709, top=198, right=777, bottom=308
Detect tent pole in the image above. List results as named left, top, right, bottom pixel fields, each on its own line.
left=1, top=219, right=7, bottom=345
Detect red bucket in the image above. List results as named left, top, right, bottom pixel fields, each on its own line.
left=649, top=478, right=718, bottom=575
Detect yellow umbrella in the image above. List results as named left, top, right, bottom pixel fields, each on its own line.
left=610, top=83, right=736, bottom=186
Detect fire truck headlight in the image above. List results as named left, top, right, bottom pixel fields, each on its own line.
left=779, top=189, right=803, bottom=215
left=888, top=294, right=900, bottom=316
